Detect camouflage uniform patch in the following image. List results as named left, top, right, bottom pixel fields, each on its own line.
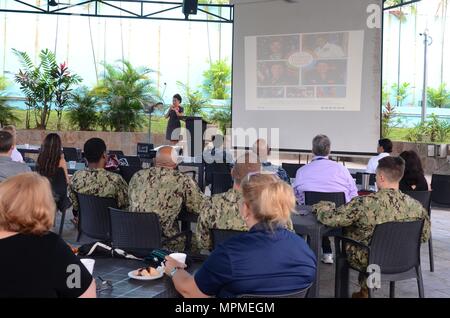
left=128, top=167, right=206, bottom=252
left=313, top=189, right=431, bottom=272
left=68, top=168, right=129, bottom=213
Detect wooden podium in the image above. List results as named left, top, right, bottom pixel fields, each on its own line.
left=180, top=116, right=208, bottom=158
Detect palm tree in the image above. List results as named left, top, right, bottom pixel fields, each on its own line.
left=93, top=60, right=158, bottom=132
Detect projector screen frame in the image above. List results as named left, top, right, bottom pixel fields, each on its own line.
left=229, top=0, right=384, bottom=157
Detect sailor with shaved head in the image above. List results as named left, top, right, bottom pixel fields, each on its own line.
left=128, top=146, right=206, bottom=251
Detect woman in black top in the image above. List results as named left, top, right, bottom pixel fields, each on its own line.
left=0, top=173, right=95, bottom=297
left=165, top=94, right=184, bottom=144
left=399, top=150, right=429, bottom=191
left=37, top=133, right=71, bottom=211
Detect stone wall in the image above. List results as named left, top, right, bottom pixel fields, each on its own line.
left=16, top=130, right=167, bottom=155
left=392, top=142, right=450, bottom=175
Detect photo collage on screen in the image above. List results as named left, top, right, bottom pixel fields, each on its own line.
left=256, top=32, right=349, bottom=99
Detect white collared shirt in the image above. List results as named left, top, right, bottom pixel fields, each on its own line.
left=366, top=153, right=390, bottom=173
left=11, top=147, right=24, bottom=163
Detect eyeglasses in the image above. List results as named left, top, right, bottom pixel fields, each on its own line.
left=245, top=170, right=279, bottom=182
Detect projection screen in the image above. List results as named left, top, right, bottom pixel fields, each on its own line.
left=231, top=0, right=382, bottom=155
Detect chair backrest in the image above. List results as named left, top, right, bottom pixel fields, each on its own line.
left=109, top=208, right=162, bottom=251
left=369, top=220, right=424, bottom=274
left=403, top=190, right=431, bottom=215
left=355, top=172, right=376, bottom=185
left=77, top=193, right=118, bottom=240
left=304, top=191, right=346, bottom=207
left=119, top=155, right=141, bottom=167
left=211, top=172, right=233, bottom=195
left=205, top=162, right=231, bottom=186
left=109, top=150, right=124, bottom=156
left=63, top=147, right=80, bottom=162
left=182, top=170, right=197, bottom=180
left=211, top=229, right=244, bottom=249
left=281, top=163, right=305, bottom=179
left=238, top=285, right=311, bottom=298
left=431, top=174, right=450, bottom=205
left=119, top=165, right=142, bottom=184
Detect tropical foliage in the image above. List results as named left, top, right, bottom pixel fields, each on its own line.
left=53, top=62, right=82, bottom=130
left=391, top=82, right=411, bottom=107
left=176, top=81, right=209, bottom=117
left=93, top=60, right=158, bottom=132
left=406, top=113, right=450, bottom=143
left=0, top=76, right=20, bottom=127
left=68, top=87, right=99, bottom=131
left=13, top=48, right=80, bottom=130
left=202, top=59, right=231, bottom=100
left=427, top=83, right=450, bottom=108
left=209, top=106, right=231, bottom=134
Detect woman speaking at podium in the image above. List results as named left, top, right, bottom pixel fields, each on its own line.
left=165, top=93, right=184, bottom=145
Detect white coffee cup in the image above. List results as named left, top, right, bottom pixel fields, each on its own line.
left=169, top=253, right=187, bottom=264
left=80, top=258, right=95, bottom=275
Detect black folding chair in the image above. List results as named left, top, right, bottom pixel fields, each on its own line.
left=76, top=193, right=118, bottom=242
left=281, top=163, right=305, bottom=179
left=431, top=174, right=450, bottom=207
left=403, top=190, right=434, bottom=272
left=109, top=208, right=192, bottom=255
left=211, top=172, right=233, bottom=195
left=205, top=162, right=231, bottom=187
left=355, top=172, right=376, bottom=185
left=335, top=220, right=425, bottom=298
left=63, top=147, right=80, bottom=162
left=211, top=229, right=245, bottom=249
left=119, top=165, right=142, bottom=184
left=119, top=155, right=141, bottom=167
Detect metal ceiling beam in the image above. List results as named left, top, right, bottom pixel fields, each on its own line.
left=383, top=0, right=422, bottom=11
left=0, top=0, right=233, bottom=24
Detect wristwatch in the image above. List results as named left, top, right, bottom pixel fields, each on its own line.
left=169, top=267, right=178, bottom=278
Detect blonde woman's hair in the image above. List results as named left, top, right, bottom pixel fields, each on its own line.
left=241, top=173, right=295, bottom=229
left=0, top=173, right=55, bottom=235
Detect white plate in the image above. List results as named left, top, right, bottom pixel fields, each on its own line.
left=128, top=266, right=164, bottom=281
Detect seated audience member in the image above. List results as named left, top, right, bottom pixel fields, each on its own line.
left=399, top=150, right=429, bottom=192
left=2, top=125, right=23, bottom=163
left=0, top=131, right=31, bottom=182
left=293, top=134, right=358, bottom=264
left=195, top=153, right=261, bottom=251
left=314, top=156, right=430, bottom=298
left=203, top=134, right=234, bottom=164
left=366, top=138, right=392, bottom=173
left=37, top=133, right=71, bottom=212
left=129, top=145, right=206, bottom=251
left=0, top=173, right=96, bottom=298
left=164, top=174, right=317, bottom=298
left=68, top=138, right=128, bottom=222
left=252, top=138, right=290, bottom=184
left=203, top=134, right=234, bottom=187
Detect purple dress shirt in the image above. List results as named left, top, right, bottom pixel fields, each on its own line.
left=293, top=156, right=358, bottom=205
